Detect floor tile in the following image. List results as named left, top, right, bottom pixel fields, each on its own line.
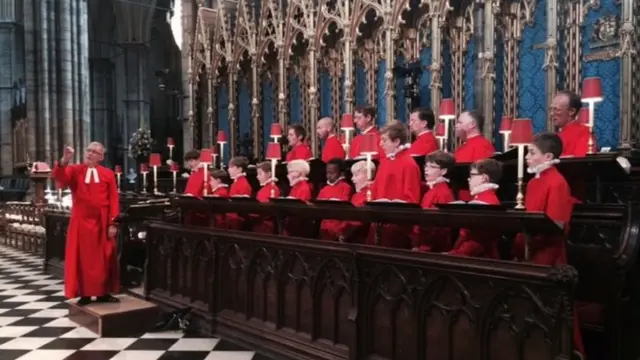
left=81, top=337, right=137, bottom=351
left=212, top=339, right=252, bottom=351
left=111, top=351, right=165, bottom=360
left=14, top=350, right=76, bottom=360
left=22, top=326, right=76, bottom=338
left=126, top=338, right=179, bottom=351
left=27, top=309, right=67, bottom=318
left=42, top=317, right=78, bottom=328
left=38, top=338, right=94, bottom=350
left=0, top=317, right=23, bottom=326
left=4, top=295, right=46, bottom=303
left=140, top=331, right=184, bottom=339
left=15, top=302, right=58, bottom=310
left=63, top=350, right=119, bottom=360
left=204, top=352, right=256, bottom=360
left=58, top=327, right=99, bottom=339
left=0, top=326, right=38, bottom=338
left=0, top=349, right=30, bottom=360
left=157, top=351, right=211, bottom=360
left=0, top=337, right=55, bottom=350
left=8, top=317, right=55, bottom=327
left=168, top=338, right=219, bottom=351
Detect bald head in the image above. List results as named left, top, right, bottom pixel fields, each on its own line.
left=316, top=117, right=335, bottom=140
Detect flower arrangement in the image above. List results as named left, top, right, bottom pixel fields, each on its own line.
left=128, top=128, right=154, bottom=159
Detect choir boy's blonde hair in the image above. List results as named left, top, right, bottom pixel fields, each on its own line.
left=286, top=159, right=310, bottom=177
left=351, top=160, right=376, bottom=177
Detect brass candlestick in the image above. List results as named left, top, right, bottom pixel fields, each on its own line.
left=587, top=102, right=595, bottom=155
left=141, top=172, right=148, bottom=194
left=171, top=171, right=177, bottom=194
left=515, top=179, right=525, bottom=209
left=116, top=173, right=121, bottom=193
left=153, top=166, right=159, bottom=194
left=515, top=144, right=525, bottom=209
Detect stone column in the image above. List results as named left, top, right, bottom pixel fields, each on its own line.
left=58, top=0, right=75, bottom=153
left=23, top=0, right=37, bottom=161
left=79, top=0, right=91, bottom=152
left=38, top=0, right=51, bottom=163
left=0, top=0, right=19, bottom=174
left=91, top=59, right=115, bottom=165
left=113, top=0, right=156, bottom=173
left=48, top=0, right=59, bottom=160
left=181, top=0, right=195, bottom=152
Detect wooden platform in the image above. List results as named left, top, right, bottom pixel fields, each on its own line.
left=68, top=295, right=160, bottom=337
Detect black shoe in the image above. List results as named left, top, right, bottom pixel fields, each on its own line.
left=96, top=294, right=120, bottom=303
left=77, top=297, right=91, bottom=306
left=571, top=350, right=584, bottom=360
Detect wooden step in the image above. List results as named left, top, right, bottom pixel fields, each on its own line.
left=68, top=295, right=160, bottom=337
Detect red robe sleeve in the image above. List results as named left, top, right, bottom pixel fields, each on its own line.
left=322, top=136, right=346, bottom=162
left=184, top=169, right=204, bottom=197
left=52, top=163, right=79, bottom=191
left=401, top=161, right=422, bottom=204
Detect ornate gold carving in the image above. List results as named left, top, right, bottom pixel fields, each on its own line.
left=447, top=2, right=474, bottom=117
left=617, top=22, right=636, bottom=57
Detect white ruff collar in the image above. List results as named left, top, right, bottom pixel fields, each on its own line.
left=387, top=144, right=410, bottom=159
left=355, top=182, right=371, bottom=193
left=527, top=159, right=560, bottom=178
left=327, top=177, right=345, bottom=186
left=426, top=177, right=449, bottom=188
left=211, top=184, right=228, bottom=193
left=84, top=167, right=100, bottom=184
left=232, top=172, right=246, bottom=181
left=471, top=183, right=499, bottom=196
left=260, top=178, right=277, bottom=186
left=290, top=177, right=308, bottom=186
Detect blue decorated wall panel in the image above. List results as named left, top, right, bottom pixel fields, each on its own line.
left=442, top=41, right=452, bottom=99
left=582, top=0, right=621, bottom=148
left=217, top=84, right=230, bottom=164
left=419, top=48, right=432, bottom=108
left=494, top=39, right=505, bottom=148
left=237, top=79, right=251, bottom=155
left=319, top=70, right=332, bottom=117
left=355, top=60, right=367, bottom=106
left=395, top=55, right=406, bottom=122
left=261, top=81, right=275, bottom=157
left=517, top=0, right=546, bottom=133
left=376, top=60, right=387, bottom=127
left=463, top=40, right=476, bottom=111
left=289, top=75, right=302, bottom=124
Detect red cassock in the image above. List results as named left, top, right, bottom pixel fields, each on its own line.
left=454, top=135, right=496, bottom=201
left=317, top=180, right=353, bottom=240
left=511, top=166, right=585, bottom=359
left=339, top=185, right=371, bottom=243
left=559, top=121, right=596, bottom=157
left=184, top=168, right=211, bottom=197
left=52, top=164, right=120, bottom=299
left=412, top=181, right=455, bottom=252
left=210, top=185, right=229, bottom=228
left=227, top=175, right=253, bottom=230
left=322, top=135, right=346, bottom=162
left=409, top=131, right=439, bottom=157
left=349, top=127, right=383, bottom=160
left=369, top=149, right=422, bottom=248
left=448, top=189, right=500, bottom=258
left=284, top=180, right=313, bottom=236
left=252, top=182, right=280, bottom=234
left=286, top=143, right=314, bottom=162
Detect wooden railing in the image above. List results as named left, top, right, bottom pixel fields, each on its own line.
left=145, top=221, right=576, bottom=360
left=2, top=202, right=46, bottom=253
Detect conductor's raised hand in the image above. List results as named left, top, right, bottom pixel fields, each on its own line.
left=62, top=146, right=75, bottom=164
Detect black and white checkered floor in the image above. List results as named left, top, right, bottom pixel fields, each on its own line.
left=0, top=245, right=274, bottom=360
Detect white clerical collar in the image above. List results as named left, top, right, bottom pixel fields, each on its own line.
left=327, top=177, right=345, bottom=186
left=361, top=126, right=375, bottom=134
left=211, top=184, right=228, bottom=193
left=231, top=173, right=246, bottom=181
left=290, top=177, right=308, bottom=186
left=426, top=177, right=449, bottom=188
left=527, top=159, right=560, bottom=178
left=84, top=167, right=100, bottom=184
left=387, top=144, right=410, bottom=159
left=471, top=183, right=499, bottom=196
left=260, top=178, right=277, bottom=186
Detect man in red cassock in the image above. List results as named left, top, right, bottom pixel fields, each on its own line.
left=52, top=143, right=120, bottom=305
left=551, top=91, right=596, bottom=157
left=453, top=110, right=496, bottom=163
left=349, top=105, right=383, bottom=159
left=317, top=117, right=346, bottom=162
left=183, top=149, right=209, bottom=197
left=408, top=107, right=439, bottom=157
left=286, top=124, right=314, bottom=162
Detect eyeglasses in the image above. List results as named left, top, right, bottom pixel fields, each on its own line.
left=86, top=148, right=103, bottom=156
left=468, top=172, right=483, bottom=180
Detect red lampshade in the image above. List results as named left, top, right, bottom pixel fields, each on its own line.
left=114, top=165, right=122, bottom=174
left=200, top=148, right=213, bottom=163
left=439, top=98, right=455, bottom=118
left=170, top=163, right=179, bottom=172
left=578, top=107, right=589, bottom=125
left=581, top=77, right=603, bottom=102
left=510, top=118, right=534, bottom=146
left=266, top=143, right=281, bottom=160
left=167, top=137, right=175, bottom=146
left=341, top=114, right=354, bottom=129
left=217, top=130, right=227, bottom=143
left=149, top=153, right=161, bottom=167
left=435, top=121, right=445, bottom=137
left=210, top=145, right=217, bottom=156
left=140, top=163, right=149, bottom=173
left=270, top=123, right=282, bottom=137
left=361, top=133, right=378, bottom=154
left=499, top=116, right=513, bottom=133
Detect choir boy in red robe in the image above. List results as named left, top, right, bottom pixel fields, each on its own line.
left=370, top=122, right=422, bottom=248
left=551, top=91, right=595, bottom=157
left=512, top=132, right=585, bottom=359
left=208, top=169, right=229, bottom=228
left=227, top=156, right=253, bottom=229
left=412, top=150, right=455, bottom=252
left=317, top=117, right=346, bottom=162
left=286, top=124, right=314, bottom=162
left=252, top=162, right=280, bottom=234
left=53, top=143, right=120, bottom=305
left=184, top=149, right=209, bottom=197
left=286, top=159, right=312, bottom=201
left=408, top=107, right=439, bottom=157
left=448, top=159, right=502, bottom=258
left=318, top=159, right=353, bottom=240
left=349, top=105, right=383, bottom=159
left=454, top=110, right=496, bottom=163
left=337, top=161, right=374, bottom=243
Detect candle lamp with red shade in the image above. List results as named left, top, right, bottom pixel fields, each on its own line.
left=581, top=77, right=603, bottom=155
left=266, top=143, right=281, bottom=198
left=340, top=114, right=355, bottom=158
left=200, top=149, right=214, bottom=196
left=438, top=98, right=456, bottom=151
left=216, top=131, right=227, bottom=167
left=149, top=153, right=162, bottom=194
left=435, top=121, right=446, bottom=151
left=499, top=116, right=513, bottom=152
left=114, top=165, right=123, bottom=193
left=170, top=162, right=179, bottom=194
left=140, top=163, right=149, bottom=194
left=270, top=123, right=283, bottom=143
left=510, top=118, right=534, bottom=209
left=167, top=137, right=175, bottom=161
left=360, top=133, right=378, bottom=201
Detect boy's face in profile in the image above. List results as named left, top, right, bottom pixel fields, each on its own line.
left=326, top=163, right=341, bottom=183
left=257, top=168, right=270, bottom=184
left=228, top=165, right=240, bottom=178
left=424, top=161, right=445, bottom=182
left=526, top=144, right=553, bottom=168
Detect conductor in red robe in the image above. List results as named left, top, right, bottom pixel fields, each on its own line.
left=551, top=91, right=596, bottom=157
left=286, top=124, right=314, bottom=162
left=52, top=143, right=120, bottom=305
left=349, top=105, right=383, bottom=159
left=408, top=107, right=438, bottom=157
left=317, top=117, right=346, bottom=162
